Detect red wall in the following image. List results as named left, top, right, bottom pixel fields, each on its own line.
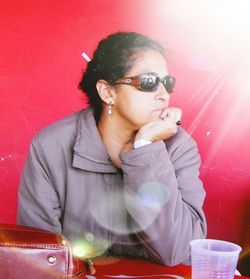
left=1, top=0, right=249, bottom=256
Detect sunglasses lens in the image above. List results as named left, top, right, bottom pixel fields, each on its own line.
left=140, top=74, right=159, bottom=92
left=116, top=73, right=175, bottom=93
left=163, top=76, right=175, bottom=93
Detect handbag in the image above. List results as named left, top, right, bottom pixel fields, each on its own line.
left=0, top=223, right=86, bottom=278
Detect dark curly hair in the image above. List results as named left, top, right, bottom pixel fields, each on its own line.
left=78, top=32, right=165, bottom=121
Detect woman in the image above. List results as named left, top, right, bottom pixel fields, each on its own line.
left=17, top=32, right=207, bottom=266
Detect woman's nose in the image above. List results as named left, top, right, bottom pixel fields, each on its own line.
left=155, top=83, right=170, bottom=101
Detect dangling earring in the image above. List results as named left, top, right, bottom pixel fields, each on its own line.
left=108, top=102, right=113, bottom=116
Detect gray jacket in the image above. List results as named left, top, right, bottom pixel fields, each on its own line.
left=17, top=107, right=207, bottom=266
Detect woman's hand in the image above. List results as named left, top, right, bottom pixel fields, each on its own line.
left=135, top=107, right=182, bottom=142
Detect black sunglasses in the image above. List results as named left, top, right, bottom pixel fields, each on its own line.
left=114, top=72, right=176, bottom=93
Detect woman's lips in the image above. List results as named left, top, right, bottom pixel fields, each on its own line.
left=159, top=108, right=166, bottom=119
left=152, top=108, right=167, bottom=119
left=159, top=108, right=168, bottom=119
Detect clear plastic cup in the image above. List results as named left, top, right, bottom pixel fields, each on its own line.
left=190, top=239, right=242, bottom=279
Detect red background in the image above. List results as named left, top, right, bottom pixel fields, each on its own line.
left=0, top=0, right=249, bottom=259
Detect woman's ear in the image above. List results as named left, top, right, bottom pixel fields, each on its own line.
left=96, top=80, right=115, bottom=105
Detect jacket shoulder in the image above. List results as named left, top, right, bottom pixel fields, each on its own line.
left=33, top=110, right=84, bottom=150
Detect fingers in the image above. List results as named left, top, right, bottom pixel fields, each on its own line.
left=136, top=117, right=177, bottom=142
left=159, top=108, right=168, bottom=119
left=136, top=107, right=182, bottom=142
left=165, top=107, right=182, bottom=125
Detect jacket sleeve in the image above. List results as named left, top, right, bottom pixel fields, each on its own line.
left=120, top=134, right=207, bottom=266
left=17, top=134, right=62, bottom=233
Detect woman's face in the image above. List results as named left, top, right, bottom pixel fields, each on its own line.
left=112, top=50, right=171, bottom=130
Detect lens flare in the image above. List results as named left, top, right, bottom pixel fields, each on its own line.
left=125, top=182, right=171, bottom=235
left=71, top=236, right=110, bottom=259
left=90, top=181, right=170, bottom=236
left=72, top=245, right=87, bottom=258
left=137, top=181, right=171, bottom=208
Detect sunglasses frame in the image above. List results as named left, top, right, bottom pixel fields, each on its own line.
left=114, top=72, right=176, bottom=93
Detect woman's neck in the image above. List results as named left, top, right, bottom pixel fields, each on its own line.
left=97, top=113, right=136, bottom=168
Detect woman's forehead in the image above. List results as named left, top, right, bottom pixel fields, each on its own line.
left=128, top=50, right=168, bottom=76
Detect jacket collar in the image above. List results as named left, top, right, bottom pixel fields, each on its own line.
left=72, top=107, right=117, bottom=173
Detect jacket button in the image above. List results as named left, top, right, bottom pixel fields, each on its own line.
left=48, top=255, right=57, bottom=264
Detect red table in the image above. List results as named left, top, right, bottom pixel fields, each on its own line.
left=85, top=258, right=249, bottom=279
